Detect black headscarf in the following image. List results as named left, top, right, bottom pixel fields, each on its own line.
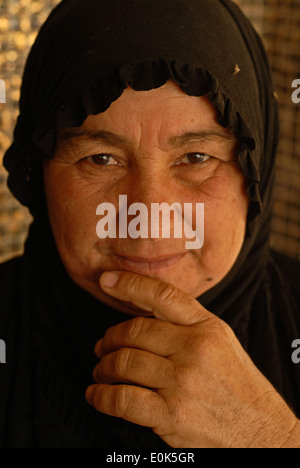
left=1, top=0, right=300, bottom=448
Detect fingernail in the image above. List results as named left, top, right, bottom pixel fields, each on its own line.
left=100, top=272, right=119, bottom=288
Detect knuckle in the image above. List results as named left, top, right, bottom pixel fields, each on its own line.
left=112, top=347, right=132, bottom=377
left=112, top=385, right=128, bottom=417
left=127, top=273, right=144, bottom=294
left=191, top=318, right=235, bottom=355
left=220, top=320, right=236, bottom=341
left=125, top=316, right=146, bottom=343
left=208, top=317, right=234, bottom=337
left=156, top=282, right=179, bottom=305
left=218, top=318, right=232, bottom=334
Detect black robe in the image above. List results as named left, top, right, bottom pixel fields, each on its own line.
left=0, top=220, right=299, bottom=448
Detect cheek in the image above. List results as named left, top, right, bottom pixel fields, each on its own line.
left=203, top=165, right=248, bottom=214
left=44, top=163, right=102, bottom=221
left=43, top=163, right=105, bottom=254
left=197, top=169, right=248, bottom=249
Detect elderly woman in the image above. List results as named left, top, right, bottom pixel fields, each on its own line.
left=0, top=0, right=300, bottom=448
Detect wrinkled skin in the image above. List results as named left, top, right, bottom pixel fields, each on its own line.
left=43, top=81, right=300, bottom=447
left=86, top=271, right=300, bottom=448
left=44, top=81, right=248, bottom=312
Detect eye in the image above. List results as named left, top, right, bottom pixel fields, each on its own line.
left=176, top=153, right=211, bottom=166
left=86, top=154, right=120, bottom=166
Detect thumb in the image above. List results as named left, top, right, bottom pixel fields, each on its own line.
left=99, top=271, right=214, bottom=326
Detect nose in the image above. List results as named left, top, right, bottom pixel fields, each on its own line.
left=126, top=165, right=180, bottom=206
left=118, top=168, right=185, bottom=241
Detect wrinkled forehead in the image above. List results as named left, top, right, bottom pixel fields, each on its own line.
left=58, top=83, right=234, bottom=139
left=56, top=82, right=238, bottom=159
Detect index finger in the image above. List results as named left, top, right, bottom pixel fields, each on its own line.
left=99, top=271, right=215, bottom=326
left=94, top=316, right=182, bottom=359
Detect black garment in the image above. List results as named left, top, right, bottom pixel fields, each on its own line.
left=0, top=0, right=299, bottom=448
left=0, top=220, right=169, bottom=448
left=0, top=220, right=299, bottom=448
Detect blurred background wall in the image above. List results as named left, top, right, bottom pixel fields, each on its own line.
left=0, top=0, right=300, bottom=262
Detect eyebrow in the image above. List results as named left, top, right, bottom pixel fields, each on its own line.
left=169, top=130, right=235, bottom=146
left=58, top=128, right=235, bottom=147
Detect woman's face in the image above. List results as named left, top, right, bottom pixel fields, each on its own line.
left=43, top=80, right=248, bottom=312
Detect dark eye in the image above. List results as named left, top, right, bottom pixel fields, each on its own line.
left=181, top=153, right=211, bottom=165
left=86, top=154, right=119, bottom=166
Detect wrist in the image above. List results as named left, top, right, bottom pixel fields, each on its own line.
left=243, top=389, right=300, bottom=448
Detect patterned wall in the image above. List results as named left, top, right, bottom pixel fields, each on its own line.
left=235, top=0, right=300, bottom=260
left=0, top=0, right=300, bottom=261
left=0, top=0, right=60, bottom=261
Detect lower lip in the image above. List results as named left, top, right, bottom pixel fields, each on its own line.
left=113, top=253, right=187, bottom=274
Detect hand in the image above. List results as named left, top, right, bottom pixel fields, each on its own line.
left=85, top=271, right=300, bottom=448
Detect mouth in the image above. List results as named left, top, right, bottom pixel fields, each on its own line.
left=112, top=252, right=188, bottom=274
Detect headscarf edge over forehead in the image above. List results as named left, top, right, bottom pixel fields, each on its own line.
left=3, top=0, right=278, bottom=236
